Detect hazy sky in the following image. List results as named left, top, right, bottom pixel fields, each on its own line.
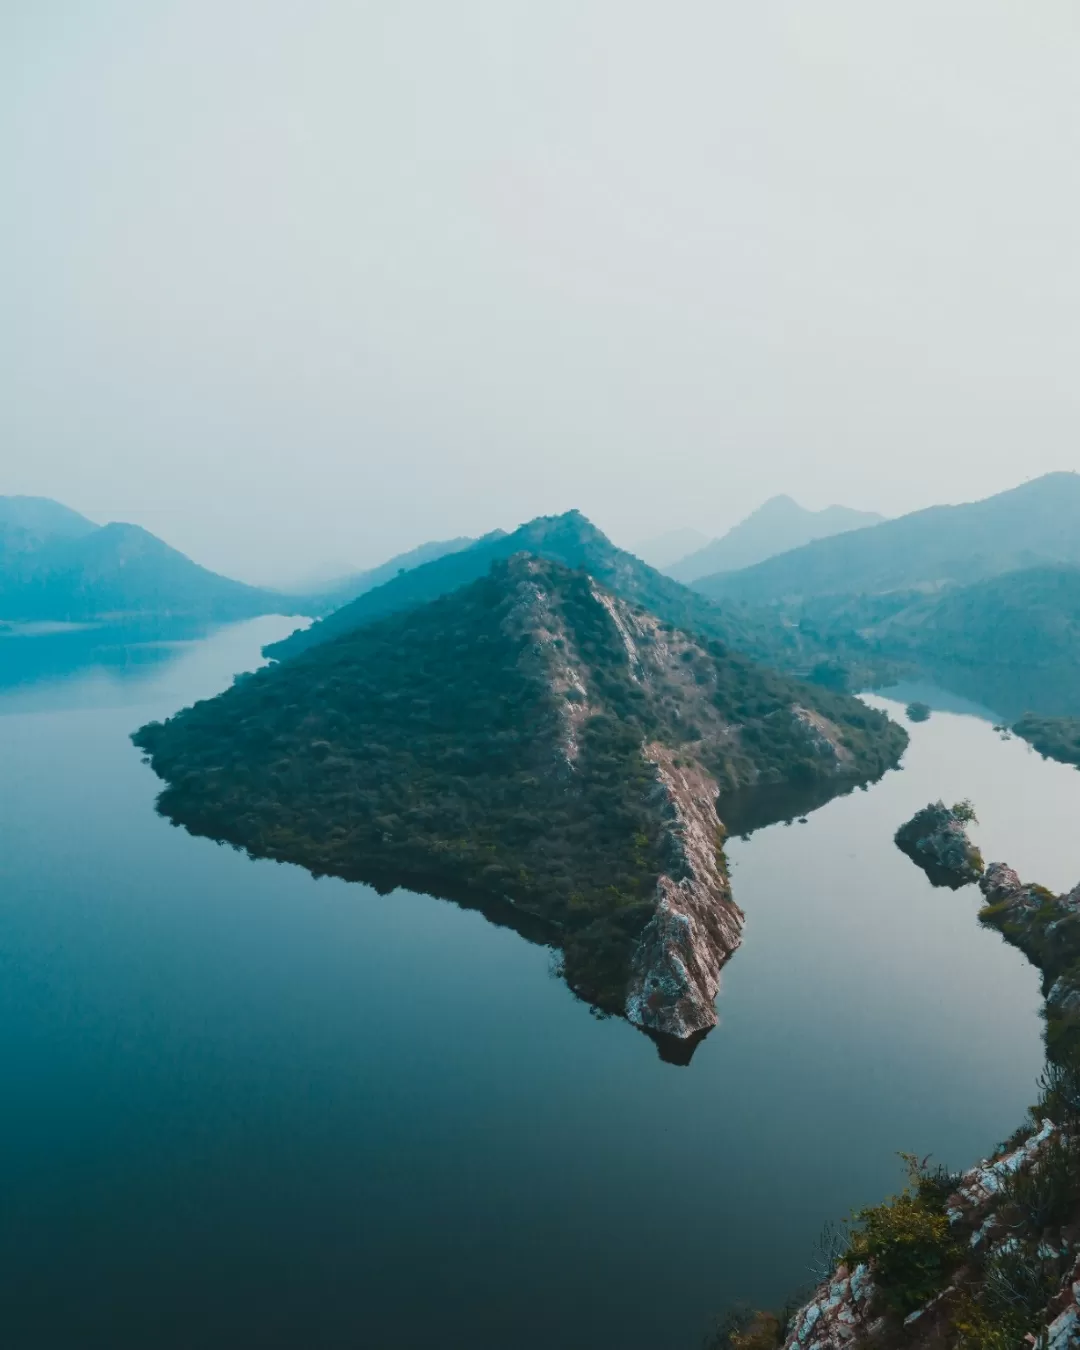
left=5, top=3, right=1080, bottom=583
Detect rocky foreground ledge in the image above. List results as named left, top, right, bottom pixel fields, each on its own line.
left=723, top=840, right=1080, bottom=1350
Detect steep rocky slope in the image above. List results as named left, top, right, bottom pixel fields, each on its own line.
left=135, top=556, right=906, bottom=1051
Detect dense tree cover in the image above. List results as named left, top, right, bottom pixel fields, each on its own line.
left=135, top=557, right=906, bottom=1016
left=766, top=562, right=1080, bottom=719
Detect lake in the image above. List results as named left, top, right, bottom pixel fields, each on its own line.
left=0, top=623, right=1068, bottom=1348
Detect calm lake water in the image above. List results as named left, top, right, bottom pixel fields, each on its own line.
left=0, top=623, right=1070, bottom=1349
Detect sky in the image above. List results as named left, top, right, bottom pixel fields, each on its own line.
left=4, top=2, right=1080, bottom=584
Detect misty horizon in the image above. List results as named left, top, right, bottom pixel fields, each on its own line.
left=6, top=3, right=1080, bottom=583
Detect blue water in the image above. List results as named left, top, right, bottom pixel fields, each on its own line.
left=0, top=620, right=1064, bottom=1349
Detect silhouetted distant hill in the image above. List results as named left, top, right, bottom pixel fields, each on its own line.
left=0, top=495, right=98, bottom=541
left=0, top=500, right=300, bottom=623
left=694, top=473, right=1080, bottom=603
left=307, top=534, right=486, bottom=611
left=263, top=509, right=809, bottom=669
left=666, top=496, right=883, bottom=582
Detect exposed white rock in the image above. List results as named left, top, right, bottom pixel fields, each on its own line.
left=947, top=1119, right=1056, bottom=1217
left=779, top=1264, right=874, bottom=1349
left=625, top=745, right=744, bottom=1039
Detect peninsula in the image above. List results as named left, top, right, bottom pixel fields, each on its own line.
left=134, top=555, right=906, bottom=1050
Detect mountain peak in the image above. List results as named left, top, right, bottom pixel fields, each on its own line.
left=666, top=497, right=883, bottom=583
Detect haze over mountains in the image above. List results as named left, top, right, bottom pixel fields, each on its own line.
left=666, top=496, right=883, bottom=583
left=694, top=472, right=1080, bottom=603
left=9, top=473, right=1080, bottom=733
left=301, top=535, right=481, bottom=610
left=0, top=496, right=296, bottom=624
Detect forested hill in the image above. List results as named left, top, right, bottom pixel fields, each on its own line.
left=135, top=555, right=906, bottom=1040
left=263, top=509, right=806, bottom=669
left=693, top=472, right=1080, bottom=603
left=828, top=563, right=1080, bottom=719
left=0, top=500, right=299, bottom=623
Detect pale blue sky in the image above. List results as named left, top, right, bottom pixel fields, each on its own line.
left=4, top=2, right=1080, bottom=582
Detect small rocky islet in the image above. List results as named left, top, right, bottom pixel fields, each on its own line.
left=894, top=799, right=984, bottom=889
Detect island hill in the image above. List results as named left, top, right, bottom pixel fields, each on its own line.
left=134, top=554, right=906, bottom=1052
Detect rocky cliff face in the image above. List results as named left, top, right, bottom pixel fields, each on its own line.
left=625, top=745, right=744, bottom=1039
left=894, top=800, right=984, bottom=888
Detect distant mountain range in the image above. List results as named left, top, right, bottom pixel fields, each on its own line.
left=694, top=473, right=1080, bottom=603
left=665, top=496, right=883, bottom=583
left=0, top=496, right=298, bottom=624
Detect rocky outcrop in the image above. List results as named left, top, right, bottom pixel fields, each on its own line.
left=766, top=851, right=1080, bottom=1350
left=894, top=800, right=984, bottom=888
left=625, top=745, right=744, bottom=1039
left=777, top=1120, right=1067, bottom=1350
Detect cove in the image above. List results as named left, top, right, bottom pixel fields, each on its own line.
left=0, top=620, right=1055, bottom=1348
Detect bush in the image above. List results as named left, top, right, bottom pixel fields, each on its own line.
left=844, top=1156, right=961, bottom=1315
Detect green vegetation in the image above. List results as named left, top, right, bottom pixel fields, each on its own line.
left=906, top=700, right=931, bottom=722
left=135, top=556, right=906, bottom=1020
left=262, top=508, right=842, bottom=678
left=843, top=1155, right=961, bottom=1316
left=1013, top=712, right=1080, bottom=768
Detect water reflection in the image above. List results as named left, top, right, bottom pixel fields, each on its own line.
left=0, top=617, right=215, bottom=705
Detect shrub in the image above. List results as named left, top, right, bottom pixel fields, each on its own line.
left=844, top=1156, right=961, bottom=1315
